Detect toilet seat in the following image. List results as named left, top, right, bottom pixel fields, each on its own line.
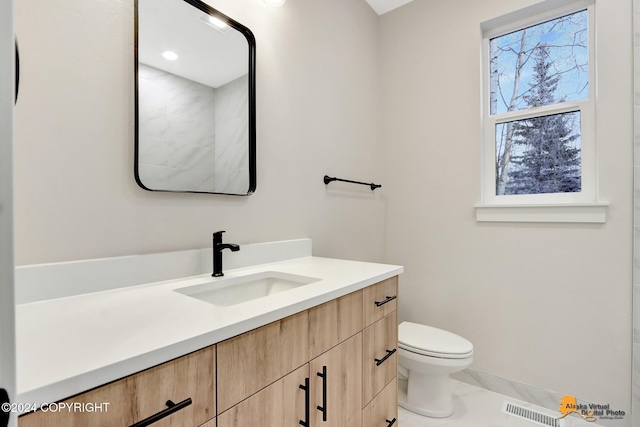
left=399, top=322, right=473, bottom=359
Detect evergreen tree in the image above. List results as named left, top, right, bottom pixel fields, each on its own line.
left=504, top=44, right=581, bottom=195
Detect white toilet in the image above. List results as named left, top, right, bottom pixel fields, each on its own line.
left=398, top=321, right=473, bottom=418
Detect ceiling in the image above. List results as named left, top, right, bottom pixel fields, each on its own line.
left=364, top=0, right=415, bottom=15
left=138, top=0, right=248, bottom=88
left=137, top=0, right=416, bottom=88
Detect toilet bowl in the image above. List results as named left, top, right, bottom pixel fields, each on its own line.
left=398, top=321, right=473, bottom=418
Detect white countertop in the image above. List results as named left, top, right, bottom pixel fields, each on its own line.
left=16, top=255, right=402, bottom=409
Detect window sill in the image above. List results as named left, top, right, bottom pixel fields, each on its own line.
left=475, top=202, right=608, bottom=223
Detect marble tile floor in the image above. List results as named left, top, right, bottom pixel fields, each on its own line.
left=398, top=380, right=605, bottom=427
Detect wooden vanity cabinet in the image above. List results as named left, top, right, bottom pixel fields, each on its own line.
left=217, top=364, right=309, bottom=427
left=363, top=277, right=397, bottom=327
left=218, top=277, right=398, bottom=427
left=215, top=311, right=309, bottom=413
left=362, top=311, right=398, bottom=407
left=18, top=376, right=135, bottom=427
left=216, top=291, right=363, bottom=427
left=310, top=333, right=362, bottom=427
left=362, top=378, right=398, bottom=427
left=20, top=276, right=398, bottom=427
left=307, top=290, right=363, bottom=426
left=362, top=276, right=398, bottom=424
left=18, top=346, right=215, bottom=427
left=308, top=290, right=363, bottom=359
left=131, top=345, right=215, bottom=426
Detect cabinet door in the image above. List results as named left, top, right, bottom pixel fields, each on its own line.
left=132, top=346, right=215, bottom=427
left=217, top=364, right=309, bottom=427
left=363, top=311, right=397, bottom=406
left=363, top=277, right=397, bottom=328
left=217, top=311, right=309, bottom=413
left=362, top=378, right=397, bottom=427
left=310, top=333, right=362, bottom=427
left=18, top=378, right=135, bottom=427
left=308, top=290, right=363, bottom=360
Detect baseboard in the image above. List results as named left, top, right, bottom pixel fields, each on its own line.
left=452, top=369, right=629, bottom=427
left=452, top=368, right=562, bottom=412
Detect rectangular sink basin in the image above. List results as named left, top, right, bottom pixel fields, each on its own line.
left=174, top=271, right=321, bottom=307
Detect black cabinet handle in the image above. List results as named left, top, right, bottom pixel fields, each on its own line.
left=386, top=418, right=397, bottom=426
left=299, top=378, right=310, bottom=426
left=129, top=398, right=192, bottom=427
left=374, top=295, right=396, bottom=307
left=316, top=366, right=327, bottom=421
left=375, top=349, right=397, bottom=366
left=1, top=388, right=9, bottom=427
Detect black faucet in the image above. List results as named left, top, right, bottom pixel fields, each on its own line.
left=212, top=231, right=240, bottom=277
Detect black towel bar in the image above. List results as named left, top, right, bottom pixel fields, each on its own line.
left=323, top=175, right=381, bottom=191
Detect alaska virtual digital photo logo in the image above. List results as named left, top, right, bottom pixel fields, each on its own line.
left=558, top=395, right=625, bottom=422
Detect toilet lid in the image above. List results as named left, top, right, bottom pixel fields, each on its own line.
left=399, top=322, right=473, bottom=358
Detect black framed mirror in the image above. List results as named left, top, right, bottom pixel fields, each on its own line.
left=134, top=0, right=256, bottom=195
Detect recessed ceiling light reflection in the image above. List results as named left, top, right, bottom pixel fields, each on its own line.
left=199, top=14, right=231, bottom=33
left=162, top=51, right=179, bottom=61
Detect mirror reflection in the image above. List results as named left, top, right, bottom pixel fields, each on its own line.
left=135, top=0, right=256, bottom=195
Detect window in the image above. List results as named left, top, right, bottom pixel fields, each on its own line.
left=478, top=1, right=606, bottom=222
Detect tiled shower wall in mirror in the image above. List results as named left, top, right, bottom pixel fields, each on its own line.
left=137, top=63, right=249, bottom=193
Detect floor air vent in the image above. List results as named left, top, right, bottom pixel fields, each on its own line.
left=502, top=401, right=565, bottom=427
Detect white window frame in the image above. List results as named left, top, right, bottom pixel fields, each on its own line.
left=476, top=0, right=607, bottom=223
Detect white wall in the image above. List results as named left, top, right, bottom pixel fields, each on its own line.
left=380, top=0, right=633, bottom=411
left=13, top=0, right=385, bottom=265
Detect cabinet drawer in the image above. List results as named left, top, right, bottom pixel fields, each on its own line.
left=362, top=378, right=398, bottom=427
left=362, top=311, right=397, bottom=406
left=217, top=364, right=309, bottom=427
left=217, top=311, right=309, bottom=413
left=132, top=345, right=215, bottom=427
left=19, top=377, right=134, bottom=427
left=363, top=277, right=397, bottom=327
left=308, top=289, right=363, bottom=359
left=19, top=346, right=215, bottom=427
